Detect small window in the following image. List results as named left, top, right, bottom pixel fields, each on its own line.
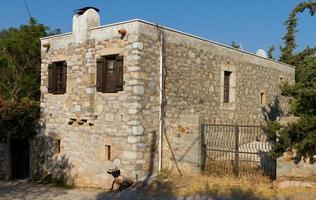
left=105, top=145, right=111, bottom=160
left=55, top=139, right=61, bottom=154
left=48, top=61, right=67, bottom=94
left=223, top=71, right=231, bottom=103
left=96, top=55, right=123, bottom=93
left=260, top=92, right=266, bottom=105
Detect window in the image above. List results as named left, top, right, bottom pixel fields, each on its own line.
left=96, top=55, right=123, bottom=93
left=260, top=92, right=266, bottom=105
left=223, top=71, right=231, bottom=103
left=55, top=139, right=61, bottom=154
left=220, top=66, right=236, bottom=110
left=48, top=61, right=67, bottom=94
left=105, top=145, right=111, bottom=160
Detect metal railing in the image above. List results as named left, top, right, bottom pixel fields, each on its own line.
left=201, top=122, right=276, bottom=179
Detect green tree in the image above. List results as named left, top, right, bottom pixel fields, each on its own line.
left=0, top=18, right=48, bottom=140
left=0, top=18, right=47, bottom=101
left=267, top=1, right=316, bottom=163
left=267, top=45, right=275, bottom=59
left=279, top=1, right=316, bottom=64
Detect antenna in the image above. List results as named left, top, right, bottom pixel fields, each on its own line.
left=23, top=0, right=32, bottom=19
left=239, top=44, right=244, bottom=50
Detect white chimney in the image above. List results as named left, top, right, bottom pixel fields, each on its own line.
left=72, top=7, right=100, bottom=43
left=256, top=49, right=267, bottom=58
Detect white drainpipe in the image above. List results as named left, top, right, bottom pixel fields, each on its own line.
left=158, top=30, right=164, bottom=172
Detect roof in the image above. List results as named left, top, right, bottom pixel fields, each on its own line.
left=41, top=19, right=296, bottom=69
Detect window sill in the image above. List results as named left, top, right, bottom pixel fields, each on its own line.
left=220, top=102, right=236, bottom=110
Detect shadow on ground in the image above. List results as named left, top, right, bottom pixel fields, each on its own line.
left=0, top=180, right=68, bottom=200
left=95, top=181, right=270, bottom=200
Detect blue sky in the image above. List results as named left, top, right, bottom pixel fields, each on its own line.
left=0, top=0, right=315, bottom=57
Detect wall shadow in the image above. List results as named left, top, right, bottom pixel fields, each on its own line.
left=143, top=130, right=157, bottom=183
left=262, top=95, right=285, bottom=122
left=31, top=134, right=76, bottom=188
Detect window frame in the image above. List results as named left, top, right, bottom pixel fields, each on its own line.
left=48, top=61, right=67, bottom=94
left=223, top=71, right=232, bottom=103
left=96, top=54, right=124, bottom=93
left=220, top=65, right=236, bottom=111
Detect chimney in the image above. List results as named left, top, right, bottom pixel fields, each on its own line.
left=73, top=7, right=100, bottom=43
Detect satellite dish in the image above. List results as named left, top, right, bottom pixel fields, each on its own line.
left=256, top=49, right=267, bottom=58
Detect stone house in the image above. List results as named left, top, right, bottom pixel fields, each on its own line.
left=0, top=8, right=295, bottom=188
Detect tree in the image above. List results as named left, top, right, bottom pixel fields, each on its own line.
left=267, top=2, right=316, bottom=163
left=0, top=18, right=48, bottom=140
left=267, top=45, right=275, bottom=59
left=279, top=1, right=316, bottom=63
left=0, top=18, right=47, bottom=102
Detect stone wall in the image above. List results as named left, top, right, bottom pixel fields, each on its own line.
left=39, top=21, right=154, bottom=188
left=39, top=19, right=295, bottom=187
left=277, top=152, right=316, bottom=180
left=138, top=21, right=295, bottom=174
left=276, top=117, right=316, bottom=180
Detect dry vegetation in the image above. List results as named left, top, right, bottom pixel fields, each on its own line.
left=142, top=169, right=316, bottom=199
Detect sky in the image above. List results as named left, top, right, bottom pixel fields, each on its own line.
left=0, top=0, right=315, bottom=57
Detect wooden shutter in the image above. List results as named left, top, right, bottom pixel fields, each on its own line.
left=48, top=64, right=54, bottom=93
left=96, top=57, right=106, bottom=92
left=60, top=61, right=67, bottom=93
left=115, top=56, right=124, bottom=91
left=102, top=58, right=108, bottom=93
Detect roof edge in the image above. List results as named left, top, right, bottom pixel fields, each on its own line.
left=40, top=19, right=141, bottom=40
left=134, top=19, right=295, bottom=69
left=40, top=18, right=295, bottom=69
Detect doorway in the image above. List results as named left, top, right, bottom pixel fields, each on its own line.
left=11, top=138, right=30, bottom=179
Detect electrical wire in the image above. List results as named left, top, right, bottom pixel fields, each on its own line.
left=23, top=0, right=32, bottom=19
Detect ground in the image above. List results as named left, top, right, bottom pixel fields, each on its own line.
left=1, top=175, right=316, bottom=200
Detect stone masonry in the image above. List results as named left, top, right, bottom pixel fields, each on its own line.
left=35, top=9, right=295, bottom=188
left=138, top=22, right=294, bottom=174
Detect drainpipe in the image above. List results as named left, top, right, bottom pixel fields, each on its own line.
left=158, top=28, right=164, bottom=172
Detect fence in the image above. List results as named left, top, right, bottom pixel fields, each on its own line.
left=201, top=121, right=276, bottom=179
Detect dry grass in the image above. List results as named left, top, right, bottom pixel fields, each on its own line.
left=205, top=159, right=273, bottom=178
left=171, top=174, right=275, bottom=198
left=144, top=171, right=316, bottom=199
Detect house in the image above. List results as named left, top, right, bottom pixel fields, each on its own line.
left=0, top=7, right=295, bottom=188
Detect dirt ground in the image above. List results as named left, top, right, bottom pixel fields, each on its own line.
left=1, top=177, right=316, bottom=200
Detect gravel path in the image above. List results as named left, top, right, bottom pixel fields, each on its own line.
left=0, top=180, right=102, bottom=200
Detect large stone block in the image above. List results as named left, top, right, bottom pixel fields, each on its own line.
left=132, top=126, right=144, bottom=135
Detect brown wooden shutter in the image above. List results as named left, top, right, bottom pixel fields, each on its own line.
left=48, top=64, right=54, bottom=93
left=115, top=56, right=124, bottom=91
left=60, top=61, right=67, bottom=93
left=96, top=57, right=105, bottom=92
left=102, top=57, right=108, bottom=93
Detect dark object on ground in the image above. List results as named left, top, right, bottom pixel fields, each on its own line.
left=107, top=167, right=133, bottom=191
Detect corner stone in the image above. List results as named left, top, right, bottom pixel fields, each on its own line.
left=123, top=151, right=137, bottom=159
left=132, top=126, right=144, bottom=135
left=132, top=86, right=144, bottom=95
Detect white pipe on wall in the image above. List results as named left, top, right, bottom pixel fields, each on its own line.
left=158, top=30, right=164, bottom=172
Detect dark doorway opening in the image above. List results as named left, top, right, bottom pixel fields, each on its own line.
left=11, top=138, right=30, bottom=179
